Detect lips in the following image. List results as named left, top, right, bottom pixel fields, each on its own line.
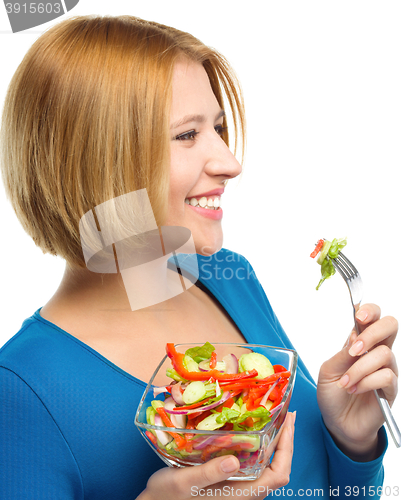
left=187, top=188, right=225, bottom=199
left=186, top=203, right=223, bottom=220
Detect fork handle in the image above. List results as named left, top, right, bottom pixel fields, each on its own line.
left=374, top=389, right=401, bottom=448
left=353, top=310, right=401, bottom=447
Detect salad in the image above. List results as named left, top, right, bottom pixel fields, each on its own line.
left=144, top=342, right=291, bottom=465
left=311, top=237, right=347, bottom=290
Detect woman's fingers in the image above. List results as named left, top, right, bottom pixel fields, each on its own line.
left=143, top=412, right=296, bottom=500
left=355, top=303, right=381, bottom=328
left=146, top=454, right=240, bottom=499
left=346, top=368, right=398, bottom=401
left=191, top=455, right=240, bottom=491
left=351, top=307, right=398, bottom=356
left=338, top=344, right=398, bottom=390
left=265, top=411, right=295, bottom=485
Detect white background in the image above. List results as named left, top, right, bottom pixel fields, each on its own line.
left=1, top=1, right=400, bottom=495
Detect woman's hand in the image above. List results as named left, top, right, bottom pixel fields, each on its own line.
left=137, top=412, right=296, bottom=500
left=317, top=304, right=398, bottom=460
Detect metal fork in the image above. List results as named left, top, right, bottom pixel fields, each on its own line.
left=332, top=251, right=401, bottom=447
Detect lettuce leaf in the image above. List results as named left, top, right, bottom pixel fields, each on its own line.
left=185, top=342, right=215, bottom=363
left=316, top=237, right=347, bottom=290
left=215, top=406, right=271, bottom=428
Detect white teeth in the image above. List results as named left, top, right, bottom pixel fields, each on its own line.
left=185, top=196, right=221, bottom=209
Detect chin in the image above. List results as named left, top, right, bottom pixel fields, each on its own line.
left=195, top=238, right=223, bottom=257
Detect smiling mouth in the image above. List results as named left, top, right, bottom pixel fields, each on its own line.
left=185, top=195, right=221, bottom=210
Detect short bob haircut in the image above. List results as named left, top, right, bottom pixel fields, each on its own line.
left=1, top=15, right=245, bottom=268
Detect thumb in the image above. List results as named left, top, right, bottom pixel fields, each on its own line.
left=183, top=455, right=240, bottom=491
left=146, top=455, right=240, bottom=499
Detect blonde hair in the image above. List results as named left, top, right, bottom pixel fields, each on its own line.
left=0, top=15, right=245, bottom=267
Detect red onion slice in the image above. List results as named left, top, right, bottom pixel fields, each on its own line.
left=171, top=383, right=185, bottom=406
left=198, top=359, right=226, bottom=372
left=222, top=354, right=238, bottom=374
left=163, top=397, right=187, bottom=429
left=259, top=379, right=280, bottom=408
left=192, top=435, right=216, bottom=450
left=164, top=391, right=231, bottom=415
left=198, top=359, right=211, bottom=371
left=153, top=386, right=170, bottom=397
left=269, top=403, right=284, bottom=416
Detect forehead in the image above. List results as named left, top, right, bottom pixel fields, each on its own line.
left=170, top=60, right=221, bottom=122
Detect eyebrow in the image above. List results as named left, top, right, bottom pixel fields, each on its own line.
left=170, top=109, right=226, bottom=130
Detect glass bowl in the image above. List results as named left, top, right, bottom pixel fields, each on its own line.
left=134, top=343, right=297, bottom=480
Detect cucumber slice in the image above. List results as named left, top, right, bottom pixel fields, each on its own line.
left=182, top=381, right=207, bottom=405
left=146, top=406, right=156, bottom=425
left=231, top=434, right=260, bottom=452
left=151, top=400, right=164, bottom=410
left=196, top=413, right=225, bottom=431
left=238, top=352, right=274, bottom=380
left=317, top=240, right=332, bottom=265
left=183, top=355, right=200, bottom=372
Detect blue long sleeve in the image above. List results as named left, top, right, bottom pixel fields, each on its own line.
left=0, top=367, right=84, bottom=499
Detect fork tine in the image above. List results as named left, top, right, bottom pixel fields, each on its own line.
left=331, top=258, right=349, bottom=281
left=338, top=251, right=359, bottom=276
left=335, top=254, right=355, bottom=278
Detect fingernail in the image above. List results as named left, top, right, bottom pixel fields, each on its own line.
left=349, top=340, right=364, bottom=357
left=337, top=374, right=349, bottom=388
left=221, top=457, right=238, bottom=473
left=347, top=385, right=357, bottom=394
left=356, top=310, right=368, bottom=322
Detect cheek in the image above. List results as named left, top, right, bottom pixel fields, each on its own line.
left=169, top=149, right=199, bottom=198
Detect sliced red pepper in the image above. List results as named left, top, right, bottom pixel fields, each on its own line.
left=243, top=417, right=254, bottom=428
left=145, top=430, right=157, bottom=445
left=209, top=351, right=217, bottom=369
left=219, top=371, right=290, bottom=391
left=221, top=423, right=234, bottom=431
left=215, top=397, right=235, bottom=412
left=273, top=364, right=288, bottom=373
left=270, top=380, right=289, bottom=410
left=201, top=444, right=222, bottom=461
left=187, top=411, right=203, bottom=420
left=212, top=435, right=233, bottom=448
left=310, top=239, right=324, bottom=258
left=193, top=410, right=212, bottom=428
left=166, top=343, right=258, bottom=382
left=155, top=407, right=186, bottom=449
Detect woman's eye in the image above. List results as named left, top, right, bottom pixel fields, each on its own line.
left=215, top=124, right=228, bottom=137
left=174, top=130, right=199, bottom=141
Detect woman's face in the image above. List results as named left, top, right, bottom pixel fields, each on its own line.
left=168, top=59, right=242, bottom=256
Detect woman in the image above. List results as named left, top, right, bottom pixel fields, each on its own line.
left=0, top=15, right=397, bottom=499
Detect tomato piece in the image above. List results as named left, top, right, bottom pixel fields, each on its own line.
left=310, top=239, right=324, bottom=258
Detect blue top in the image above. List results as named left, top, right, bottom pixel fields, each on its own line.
left=0, top=250, right=387, bottom=499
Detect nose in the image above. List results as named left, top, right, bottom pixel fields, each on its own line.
left=204, top=131, right=242, bottom=181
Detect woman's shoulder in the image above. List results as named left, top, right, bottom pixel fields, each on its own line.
left=197, top=248, right=257, bottom=281
left=0, top=310, right=49, bottom=361
left=197, top=248, right=263, bottom=296
left=0, top=309, right=92, bottom=385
